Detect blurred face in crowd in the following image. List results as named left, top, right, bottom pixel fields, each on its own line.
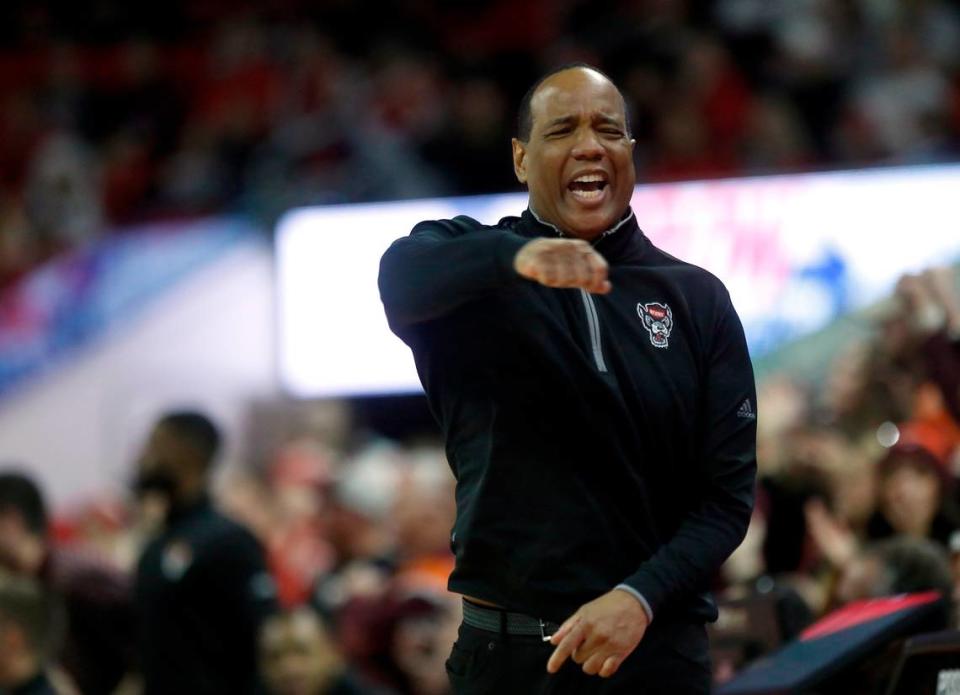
left=391, top=596, right=461, bottom=695
left=135, top=422, right=196, bottom=500
left=512, top=68, right=636, bottom=240
left=260, top=610, right=342, bottom=695
left=393, top=480, right=455, bottom=561
left=0, top=513, right=33, bottom=574
left=880, top=464, right=940, bottom=537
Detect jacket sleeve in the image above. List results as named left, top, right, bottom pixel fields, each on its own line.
left=378, top=217, right=529, bottom=332
left=621, top=288, right=757, bottom=617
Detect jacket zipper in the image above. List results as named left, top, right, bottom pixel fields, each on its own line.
left=579, top=289, right=608, bottom=372
left=526, top=209, right=628, bottom=375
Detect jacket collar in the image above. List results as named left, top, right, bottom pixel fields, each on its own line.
left=517, top=207, right=650, bottom=263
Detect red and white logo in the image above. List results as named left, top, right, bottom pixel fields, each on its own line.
left=638, top=302, right=673, bottom=348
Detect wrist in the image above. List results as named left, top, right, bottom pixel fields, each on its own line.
left=613, top=584, right=653, bottom=624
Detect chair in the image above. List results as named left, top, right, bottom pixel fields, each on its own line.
left=885, top=630, right=960, bottom=695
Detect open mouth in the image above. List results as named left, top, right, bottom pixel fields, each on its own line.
left=567, top=173, right=609, bottom=203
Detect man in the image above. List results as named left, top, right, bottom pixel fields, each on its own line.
left=378, top=64, right=757, bottom=693
left=0, top=574, right=60, bottom=695
left=0, top=470, right=134, bottom=695
left=133, top=411, right=277, bottom=695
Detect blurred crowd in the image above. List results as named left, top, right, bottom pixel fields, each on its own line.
left=2, top=0, right=960, bottom=692
left=712, top=265, right=960, bottom=682
left=2, top=0, right=960, bottom=288
left=1, top=411, right=461, bottom=695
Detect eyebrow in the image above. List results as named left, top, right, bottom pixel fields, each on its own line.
left=594, top=115, right=624, bottom=128
left=544, top=116, right=577, bottom=129
left=543, top=114, right=625, bottom=130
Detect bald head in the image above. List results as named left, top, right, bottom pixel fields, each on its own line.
left=516, top=63, right=630, bottom=142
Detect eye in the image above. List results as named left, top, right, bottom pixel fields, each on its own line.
left=546, top=128, right=571, bottom=138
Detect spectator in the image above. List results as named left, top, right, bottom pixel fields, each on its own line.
left=0, top=470, right=134, bottom=695
left=259, top=606, right=389, bottom=695
left=835, top=536, right=953, bottom=615
left=866, top=444, right=959, bottom=547
left=313, top=442, right=402, bottom=623
left=388, top=572, right=459, bottom=695
left=132, top=410, right=277, bottom=695
left=0, top=574, right=63, bottom=695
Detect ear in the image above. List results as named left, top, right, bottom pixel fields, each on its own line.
left=511, top=138, right=527, bottom=185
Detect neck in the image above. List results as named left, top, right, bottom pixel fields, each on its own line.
left=528, top=206, right=634, bottom=241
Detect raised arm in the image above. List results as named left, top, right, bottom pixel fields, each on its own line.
left=378, top=217, right=528, bottom=331
left=379, top=216, right=610, bottom=333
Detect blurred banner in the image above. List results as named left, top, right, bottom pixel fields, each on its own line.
left=0, top=218, right=255, bottom=398
left=277, top=164, right=960, bottom=397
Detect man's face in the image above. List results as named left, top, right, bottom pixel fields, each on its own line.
left=512, top=68, right=636, bottom=240
left=134, top=424, right=185, bottom=499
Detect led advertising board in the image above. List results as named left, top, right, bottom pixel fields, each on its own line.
left=276, top=165, right=960, bottom=397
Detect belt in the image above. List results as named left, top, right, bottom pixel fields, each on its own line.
left=462, top=599, right=561, bottom=641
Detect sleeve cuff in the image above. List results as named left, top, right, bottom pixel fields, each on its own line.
left=494, top=232, right=529, bottom=283
left=614, top=584, right=654, bottom=623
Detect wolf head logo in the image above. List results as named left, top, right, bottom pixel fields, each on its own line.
left=638, top=302, right=673, bottom=348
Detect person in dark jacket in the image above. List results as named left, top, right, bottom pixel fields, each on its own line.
left=378, top=64, right=757, bottom=693
left=133, top=411, right=277, bottom=695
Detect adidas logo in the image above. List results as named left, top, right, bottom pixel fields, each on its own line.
left=737, top=399, right=756, bottom=420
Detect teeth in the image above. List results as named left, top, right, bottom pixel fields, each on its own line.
left=571, top=188, right=604, bottom=200
left=573, top=174, right=605, bottom=183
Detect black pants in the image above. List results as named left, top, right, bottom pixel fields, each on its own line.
left=445, top=620, right=711, bottom=694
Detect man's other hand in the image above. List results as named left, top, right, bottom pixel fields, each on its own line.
left=514, top=238, right=611, bottom=294
left=546, top=589, right=649, bottom=678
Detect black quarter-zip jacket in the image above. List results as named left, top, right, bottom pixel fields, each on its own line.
left=378, top=208, right=757, bottom=625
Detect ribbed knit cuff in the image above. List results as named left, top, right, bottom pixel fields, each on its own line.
left=614, top=584, right=654, bottom=623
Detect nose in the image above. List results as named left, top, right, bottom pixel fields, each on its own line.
left=571, top=128, right=604, bottom=160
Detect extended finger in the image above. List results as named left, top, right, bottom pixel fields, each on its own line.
left=547, top=624, right=585, bottom=674
left=570, top=629, right=611, bottom=665
left=581, top=651, right=608, bottom=676
left=599, top=655, right=622, bottom=678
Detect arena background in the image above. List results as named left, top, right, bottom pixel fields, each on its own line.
left=1, top=1, right=960, bottom=693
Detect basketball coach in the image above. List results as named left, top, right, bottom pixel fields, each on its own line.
left=378, top=64, right=757, bottom=693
